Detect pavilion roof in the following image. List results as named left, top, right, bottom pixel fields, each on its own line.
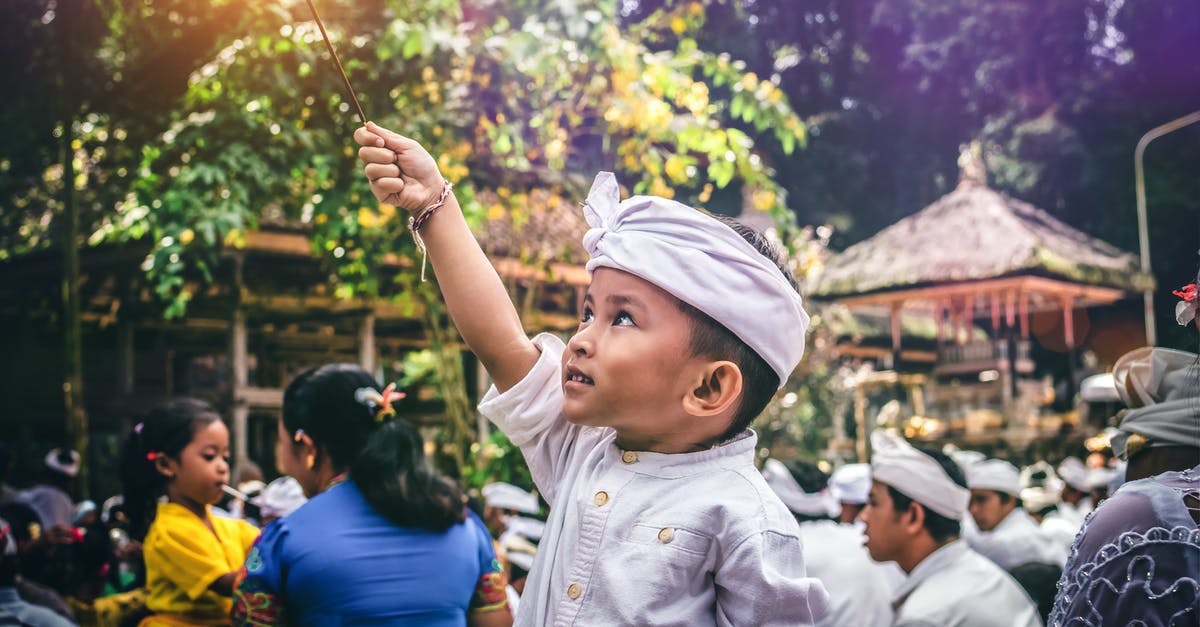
left=811, top=181, right=1154, bottom=300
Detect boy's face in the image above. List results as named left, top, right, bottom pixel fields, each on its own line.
left=859, top=480, right=908, bottom=564
left=968, top=489, right=1014, bottom=532
left=562, top=268, right=711, bottom=449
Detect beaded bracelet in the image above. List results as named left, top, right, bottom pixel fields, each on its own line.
left=408, top=179, right=453, bottom=282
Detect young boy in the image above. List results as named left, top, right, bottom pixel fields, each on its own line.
left=354, top=122, right=829, bottom=626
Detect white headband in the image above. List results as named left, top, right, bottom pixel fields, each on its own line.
left=483, top=482, right=540, bottom=515
left=1110, top=347, right=1200, bottom=459
left=761, top=459, right=839, bottom=517
left=966, top=459, right=1021, bottom=495
left=829, top=463, right=871, bottom=505
left=582, top=173, right=809, bottom=387
left=870, top=430, right=968, bottom=520
left=1057, top=457, right=1090, bottom=492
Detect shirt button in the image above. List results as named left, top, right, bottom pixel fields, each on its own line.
left=567, top=583, right=583, bottom=600
left=658, top=527, right=674, bottom=544
left=593, top=491, right=609, bottom=507
left=621, top=451, right=638, bottom=464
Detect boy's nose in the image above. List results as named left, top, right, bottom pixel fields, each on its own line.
left=567, top=328, right=595, bottom=356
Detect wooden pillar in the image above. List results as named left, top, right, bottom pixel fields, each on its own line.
left=231, top=307, right=249, bottom=469
left=1062, top=295, right=1078, bottom=407
left=1018, top=292, right=1030, bottom=340
left=854, top=385, right=868, bottom=463
left=359, top=312, right=376, bottom=374
left=935, top=300, right=945, bottom=345
left=990, top=292, right=1001, bottom=334
left=889, top=303, right=902, bottom=369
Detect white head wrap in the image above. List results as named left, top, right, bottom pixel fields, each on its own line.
left=482, top=482, right=540, bottom=515
left=253, top=477, right=308, bottom=520
left=829, top=463, right=871, bottom=505
left=582, top=173, right=809, bottom=387
left=870, top=430, right=969, bottom=520
left=966, top=459, right=1021, bottom=495
left=1057, top=457, right=1090, bottom=492
left=505, top=515, right=546, bottom=541
left=1085, top=466, right=1117, bottom=491
left=1109, top=347, right=1200, bottom=459
left=501, top=533, right=538, bottom=572
left=760, top=459, right=839, bottom=517
left=45, top=448, right=80, bottom=478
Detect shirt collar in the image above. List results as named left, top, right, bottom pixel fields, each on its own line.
left=608, top=429, right=758, bottom=478
left=892, top=539, right=969, bottom=610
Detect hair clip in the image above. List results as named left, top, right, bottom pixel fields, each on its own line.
left=293, top=429, right=306, bottom=443
left=145, top=452, right=158, bottom=461
left=1173, top=283, right=1197, bottom=326
left=354, top=384, right=406, bottom=423
left=133, top=422, right=144, bottom=434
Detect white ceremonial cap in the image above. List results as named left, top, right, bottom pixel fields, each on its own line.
left=761, top=459, right=839, bottom=517
left=1057, top=457, right=1090, bottom=493
left=505, top=515, right=545, bottom=541
left=583, top=172, right=809, bottom=387
left=482, top=482, right=540, bottom=515
left=829, top=463, right=871, bottom=505
left=1020, top=486, right=1060, bottom=513
left=44, top=448, right=81, bottom=478
left=943, top=444, right=986, bottom=470
left=1085, top=466, right=1117, bottom=491
left=871, top=430, right=969, bottom=520
left=966, top=459, right=1021, bottom=495
left=501, top=533, right=537, bottom=572
left=254, top=476, right=308, bottom=520
left=1110, top=347, right=1200, bottom=459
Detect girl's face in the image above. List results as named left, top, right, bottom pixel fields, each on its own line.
left=163, top=420, right=231, bottom=508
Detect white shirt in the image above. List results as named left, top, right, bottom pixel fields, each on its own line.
left=967, top=508, right=1068, bottom=570
left=892, top=540, right=1042, bottom=627
left=1040, top=498, right=1092, bottom=549
left=798, top=521, right=902, bottom=627
left=479, top=334, right=829, bottom=627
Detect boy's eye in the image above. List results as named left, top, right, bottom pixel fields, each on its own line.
left=202, top=454, right=216, bottom=462
left=613, top=311, right=634, bottom=326
left=580, top=307, right=594, bottom=324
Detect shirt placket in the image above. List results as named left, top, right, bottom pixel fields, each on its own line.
left=554, top=455, right=638, bottom=626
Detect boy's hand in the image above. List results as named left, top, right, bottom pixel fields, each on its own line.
left=355, top=121, right=445, bottom=215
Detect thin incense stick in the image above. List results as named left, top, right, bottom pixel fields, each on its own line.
left=221, top=484, right=251, bottom=501
left=304, top=0, right=367, bottom=125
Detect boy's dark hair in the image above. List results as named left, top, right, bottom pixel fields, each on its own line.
left=676, top=216, right=801, bottom=441
left=283, top=364, right=465, bottom=531
left=786, top=460, right=835, bottom=523
left=119, top=398, right=222, bottom=541
left=886, top=447, right=967, bottom=543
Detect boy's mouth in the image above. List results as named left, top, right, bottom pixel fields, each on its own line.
left=564, top=365, right=594, bottom=386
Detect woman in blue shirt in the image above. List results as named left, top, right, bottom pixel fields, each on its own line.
left=232, top=364, right=511, bottom=627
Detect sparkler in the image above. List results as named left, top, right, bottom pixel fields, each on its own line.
left=303, top=0, right=367, bottom=126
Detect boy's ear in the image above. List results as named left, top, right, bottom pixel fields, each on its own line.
left=682, top=360, right=743, bottom=417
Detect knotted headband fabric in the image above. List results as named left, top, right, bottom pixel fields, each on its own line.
left=761, top=458, right=840, bottom=517
left=1110, top=347, right=1200, bottom=458
left=966, top=459, right=1021, bottom=495
left=870, top=430, right=969, bottom=520
left=581, top=172, right=809, bottom=387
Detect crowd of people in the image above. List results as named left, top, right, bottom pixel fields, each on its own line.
left=0, top=126, right=1194, bottom=626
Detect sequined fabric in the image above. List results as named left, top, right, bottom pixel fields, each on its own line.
left=1050, top=466, right=1200, bottom=626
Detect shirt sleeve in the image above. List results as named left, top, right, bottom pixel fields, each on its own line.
left=714, top=530, right=829, bottom=627
left=231, top=520, right=287, bottom=627
left=478, top=333, right=587, bottom=505
left=466, top=511, right=510, bottom=613
left=144, top=518, right=234, bottom=601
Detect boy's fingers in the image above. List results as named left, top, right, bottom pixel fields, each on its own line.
left=371, top=177, right=406, bottom=199
left=359, top=146, right=398, bottom=165
left=353, top=125, right=384, bottom=148
left=365, top=121, right=416, bottom=153
left=364, top=162, right=399, bottom=182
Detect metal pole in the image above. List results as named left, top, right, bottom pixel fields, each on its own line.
left=1134, top=110, right=1200, bottom=346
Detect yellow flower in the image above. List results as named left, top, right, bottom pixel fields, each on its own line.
left=670, top=16, right=687, bottom=34
left=698, top=183, right=714, bottom=203
left=752, top=189, right=776, bottom=211
left=688, top=2, right=704, bottom=16
left=742, top=73, right=758, bottom=91
left=178, top=229, right=195, bottom=245
left=487, top=203, right=505, bottom=221
left=357, top=207, right=380, bottom=229
left=315, top=214, right=328, bottom=225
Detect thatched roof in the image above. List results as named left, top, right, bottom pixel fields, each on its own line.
left=812, top=181, right=1154, bottom=299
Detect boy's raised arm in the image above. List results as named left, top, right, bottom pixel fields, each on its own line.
left=354, top=122, right=540, bottom=391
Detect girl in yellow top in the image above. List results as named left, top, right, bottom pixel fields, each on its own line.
left=120, top=399, right=259, bottom=626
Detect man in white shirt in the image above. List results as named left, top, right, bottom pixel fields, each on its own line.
left=965, top=459, right=1067, bottom=570
left=762, top=459, right=901, bottom=627
left=1041, top=457, right=1093, bottom=548
left=861, top=431, right=1041, bottom=627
